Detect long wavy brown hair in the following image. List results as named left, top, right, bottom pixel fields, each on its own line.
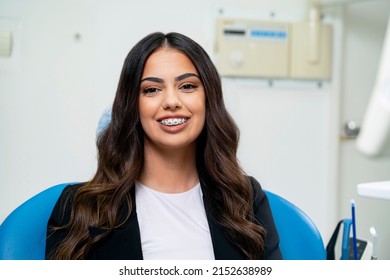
left=49, top=32, right=266, bottom=259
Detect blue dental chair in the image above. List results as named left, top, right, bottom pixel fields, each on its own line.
left=0, top=183, right=326, bottom=260
left=265, top=190, right=326, bottom=259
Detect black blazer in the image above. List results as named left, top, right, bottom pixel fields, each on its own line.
left=45, top=177, right=282, bottom=260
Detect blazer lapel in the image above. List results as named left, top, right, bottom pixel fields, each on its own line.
left=200, top=181, right=246, bottom=260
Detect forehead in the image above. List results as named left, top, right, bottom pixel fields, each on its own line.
left=142, top=48, right=199, bottom=77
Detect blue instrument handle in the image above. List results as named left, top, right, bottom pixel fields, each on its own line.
left=341, top=218, right=352, bottom=260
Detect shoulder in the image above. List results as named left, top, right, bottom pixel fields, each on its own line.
left=45, top=183, right=84, bottom=259
left=60, top=183, right=83, bottom=198
left=247, top=176, right=266, bottom=208
left=247, top=176, right=282, bottom=259
left=247, top=176, right=272, bottom=218
left=56, top=183, right=84, bottom=208
left=48, top=183, right=84, bottom=226
left=248, top=176, right=262, bottom=192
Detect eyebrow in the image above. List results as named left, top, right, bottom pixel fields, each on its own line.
left=175, top=73, right=200, bottom=82
left=140, top=73, right=200, bottom=84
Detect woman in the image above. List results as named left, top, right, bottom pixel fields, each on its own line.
left=45, top=32, right=282, bottom=260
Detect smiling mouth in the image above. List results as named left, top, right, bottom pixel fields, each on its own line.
left=160, top=118, right=188, bottom=126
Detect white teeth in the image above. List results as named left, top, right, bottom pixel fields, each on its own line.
left=160, top=118, right=188, bottom=126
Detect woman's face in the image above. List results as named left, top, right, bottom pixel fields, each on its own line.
left=139, top=48, right=206, bottom=151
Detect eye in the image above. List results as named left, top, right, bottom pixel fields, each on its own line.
left=180, top=83, right=198, bottom=92
left=142, top=87, right=161, bottom=95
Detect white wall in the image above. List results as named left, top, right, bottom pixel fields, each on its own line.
left=2, top=0, right=385, bottom=256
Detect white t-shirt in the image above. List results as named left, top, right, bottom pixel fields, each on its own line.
left=135, top=181, right=215, bottom=260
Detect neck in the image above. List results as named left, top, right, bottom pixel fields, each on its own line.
left=139, top=142, right=199, bottom=193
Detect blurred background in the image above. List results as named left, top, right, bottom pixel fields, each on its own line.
left=1, top=0, right=389, bottom=259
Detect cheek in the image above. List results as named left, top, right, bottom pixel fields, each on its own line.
left=139, top=98, right=158, bottom=118
left=186, top=92, right=206, bottom=113
left=197, top=97, right=206, bottom=119
left=138, top=101, right=155, bottom=132
left=192, top=98, right=206, bottom=127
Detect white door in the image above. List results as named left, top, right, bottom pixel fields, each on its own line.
left=338, top=1, right=390, bottom=260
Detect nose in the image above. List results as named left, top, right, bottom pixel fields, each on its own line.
left=162, top=89, right=182, bottom=110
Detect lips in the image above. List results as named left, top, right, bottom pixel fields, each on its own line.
left=159, top=117, right=189, bottom=127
